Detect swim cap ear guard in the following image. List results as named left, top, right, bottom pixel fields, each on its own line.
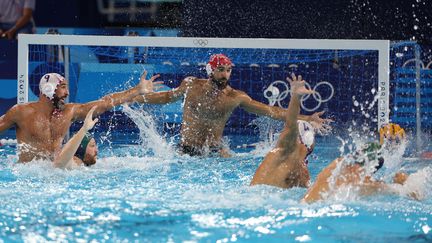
left=297, top=120, right=315, bottom=150
left=205, top=63, right=213, bottom=76
left=206, top=54, right=232, bottom=76
left=39, top=73, right=65, bottom=100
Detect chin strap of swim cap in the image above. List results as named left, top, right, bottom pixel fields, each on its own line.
left=206, top=54, right=232, bottom=76
left=297, top=120, right=315, bottom=150
left=39, top=73, right=65, bottom=100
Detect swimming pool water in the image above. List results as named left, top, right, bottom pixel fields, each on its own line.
left=0, top=136, right=431, bottom=242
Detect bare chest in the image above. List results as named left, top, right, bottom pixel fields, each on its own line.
left=184, top=89, right=237, bottom=119
left=17, top=112, right=72, bottom=144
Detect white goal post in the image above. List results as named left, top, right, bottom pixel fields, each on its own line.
left=17, top=34, right=390, bottom=129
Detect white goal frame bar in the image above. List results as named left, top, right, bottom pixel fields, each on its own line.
left=17, top=34, right=390, bottom=129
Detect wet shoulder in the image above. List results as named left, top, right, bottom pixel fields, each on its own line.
left=318, top=158, right=343, bottom=178
left=13, top=102, right=38, bottom=114
left=182, top=76, right=198, bottom=84
left=65, top=103, right=84, bottom=114
left=227, top=87, right=249, bottom=99
left=4, top=102, right=40, bottom=121
left=188, top=77, right=209, bottom=89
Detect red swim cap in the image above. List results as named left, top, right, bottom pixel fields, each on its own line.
left=206, top=54, right=232, bottom=76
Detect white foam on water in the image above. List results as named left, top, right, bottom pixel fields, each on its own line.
left=388, top=166, right=432, bottom=200
left=92, top=155, right=175, bottom=172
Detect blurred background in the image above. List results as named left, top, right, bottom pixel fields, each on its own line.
left=28, top=0, right=432, bottom=41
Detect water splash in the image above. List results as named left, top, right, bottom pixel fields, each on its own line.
left=98, top=76, right=138, bottom=154
left=388, top=166, right=432, bottom=200
left=249, top=117, right=283, bottom=156
left=122, top=104, right=175, bottom=159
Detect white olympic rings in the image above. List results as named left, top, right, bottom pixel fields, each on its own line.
left=263, top=80, right=334, bottom=112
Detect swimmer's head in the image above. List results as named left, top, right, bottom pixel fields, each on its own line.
left=39, top=73, right=65, bottom=100
left=379, top=123, right=406, bottom=146
left=39, top=73, right=69, bottom=110
left=206, top=54, right=233, bottom=88
left=354, top=142, right=384, bottom=173
left=297, top=120, right=315, bottom=163
left=75, top=133, right=98, bottom=166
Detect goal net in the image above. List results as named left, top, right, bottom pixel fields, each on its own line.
left=18, top=34, right=392, bottom=143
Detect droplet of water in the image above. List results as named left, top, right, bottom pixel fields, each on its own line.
left=414, top=25, right=419, bottom=30
left=371, top=88, right=376, bottom=94
left=422, top=225, right=430, bottom=234
left=354, top=100, right=359, bottom=107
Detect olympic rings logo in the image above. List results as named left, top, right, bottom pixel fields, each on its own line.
left=193, top=39, right=209, bottom=47
left=264, top=80, right=334, bottom=112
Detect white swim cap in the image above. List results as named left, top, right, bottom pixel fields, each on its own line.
left=297, top=120, right=315, bottom=149
left=39, top=73, right=65, bottom=100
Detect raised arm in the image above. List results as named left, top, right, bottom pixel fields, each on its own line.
left=54, top=107, right=98, bottom=169
left=238, top=93, right=287, bottom=120
left=72, top=71, right=162, bottom=121
left=275, top=74, right=314, bottom=153
left=238, top=87, right=331, bottom=128
left=131, top=76, right=194, bottom=104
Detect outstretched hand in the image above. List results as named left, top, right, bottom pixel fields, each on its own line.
left=83, top=106, right=99, bottom=131
left=309, top=111, right=333, bottom=135
left=138, top=71, right=164, bottom=94
left=286, top=73, right=314, bottom=96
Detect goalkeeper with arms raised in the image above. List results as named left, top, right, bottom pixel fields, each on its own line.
left=133, top=54, right=331, bottom=157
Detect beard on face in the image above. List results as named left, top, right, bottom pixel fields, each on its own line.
left=211, top=76, right=228, bottom=89
left=83, top=154, right=97, bottom=166
left=52, top=94, right=66, bottom=111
